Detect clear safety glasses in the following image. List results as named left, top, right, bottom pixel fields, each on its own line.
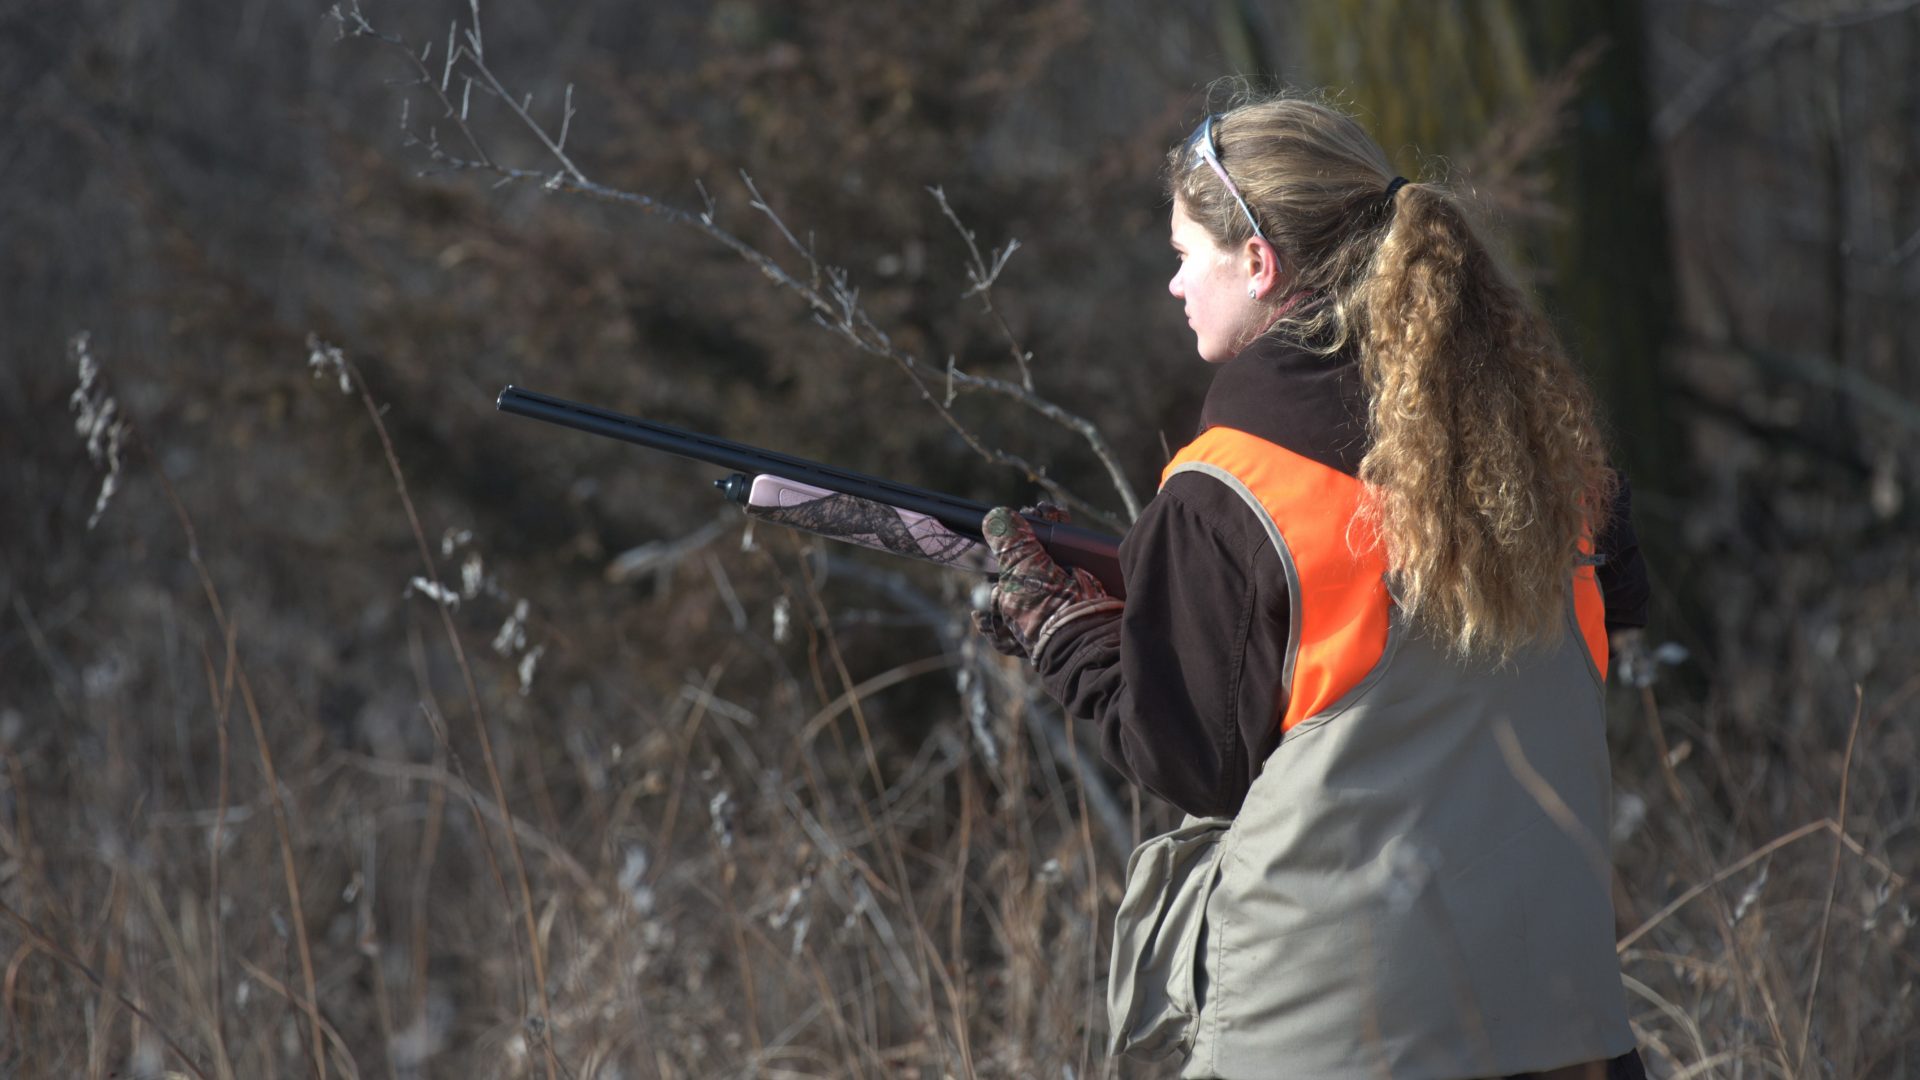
left=1187, top=114, right=1266, bottom=240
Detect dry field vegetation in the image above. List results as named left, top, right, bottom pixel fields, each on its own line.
left=2, top=2, right=1916, bottom=1078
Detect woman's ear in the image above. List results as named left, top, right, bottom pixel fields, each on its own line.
left=1244, top=236, right=1283, bottom=301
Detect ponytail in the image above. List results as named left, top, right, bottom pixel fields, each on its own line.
left=1352, top=183, right=1616, bottom=662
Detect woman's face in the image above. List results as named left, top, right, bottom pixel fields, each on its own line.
left=1167, top=199, right=1276, bottom=363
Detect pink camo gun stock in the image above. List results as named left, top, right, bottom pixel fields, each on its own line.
left=732, top=474, right=997, bottom=573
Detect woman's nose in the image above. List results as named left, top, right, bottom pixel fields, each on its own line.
left=1167, top=272, right=1183, bottom=299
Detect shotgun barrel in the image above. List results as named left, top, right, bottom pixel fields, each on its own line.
left=496, top=386, right=1126, bottom=597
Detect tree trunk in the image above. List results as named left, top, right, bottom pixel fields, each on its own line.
left=1290, top=1, right=1684, bottom=496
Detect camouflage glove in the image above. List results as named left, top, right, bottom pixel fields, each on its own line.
left=970, top=502, right=1067, bottom=656
left=971, top=504, right=1121, bottom=660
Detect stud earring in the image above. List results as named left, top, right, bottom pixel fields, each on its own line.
left=1248, top=285, right=1259, bottom=299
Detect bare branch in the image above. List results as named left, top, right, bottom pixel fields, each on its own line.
left=929, top=186, right=1036, bottom=391
left=341, top=7, right=1139, bottom=527
left=335, top=4, right=493, bottom=168
left=694, top=177, right=717, bottom=225
left=1655, top=0, right=1920, bottom=143
left=457, top=45, right=588, bottom=184
left=740, top=171, right=815, bottom=265
left=441, top=22, right=456, bottom=93
left=944, top=366, right=1142, bottom=523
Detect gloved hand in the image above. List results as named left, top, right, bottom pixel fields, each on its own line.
left=971, top=502, right=1067, bottom=656
left=971, top=503, right=1120, bottom=659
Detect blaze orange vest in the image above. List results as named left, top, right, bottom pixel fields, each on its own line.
left=1162, top=425, right=1609, bottom=734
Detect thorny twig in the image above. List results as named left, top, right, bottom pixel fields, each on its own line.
left=734, top=171, right=1134, bottom=528
left=331, top=0, right=1141, bottom=529
left=927, top=185, right=1143, bottom=522
left=928, top=185, right=1033, bottom=388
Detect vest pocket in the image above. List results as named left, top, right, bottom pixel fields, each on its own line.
left=1106, top=816, right=1232, bottom=1061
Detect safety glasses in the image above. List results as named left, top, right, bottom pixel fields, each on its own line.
left=1187, top=114, right=1266, bottom=240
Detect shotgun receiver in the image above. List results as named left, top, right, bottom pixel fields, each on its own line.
left=495, top=386, right=1127, bottom=598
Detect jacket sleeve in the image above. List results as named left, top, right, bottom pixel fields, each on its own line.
left=1031, top=475, right=1287, bottom=819
left=1596, top=473, right=1651, bottom=631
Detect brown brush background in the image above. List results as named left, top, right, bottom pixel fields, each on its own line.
left=2, top=2, right=1915, bottom=1077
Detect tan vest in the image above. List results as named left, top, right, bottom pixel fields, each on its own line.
left=1109, top=426, right=1634, bottom=1078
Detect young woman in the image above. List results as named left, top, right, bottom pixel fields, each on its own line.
left=975, top=94, right=1651, bottom=1079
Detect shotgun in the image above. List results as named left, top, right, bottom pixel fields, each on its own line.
left=496, top=386, right=1127, bottom=598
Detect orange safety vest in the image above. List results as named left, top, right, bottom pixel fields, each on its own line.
left=1162, top=425, right=1611, bottom=734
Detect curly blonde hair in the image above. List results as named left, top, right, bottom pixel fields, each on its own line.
left=1165, top=90, right=1617, bottom=662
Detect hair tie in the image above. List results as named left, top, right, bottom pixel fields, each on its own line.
left=1384, top=176, right=1409, bottom=201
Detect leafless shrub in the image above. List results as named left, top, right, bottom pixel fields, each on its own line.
left=3, top=3, right=1914, bottom=1078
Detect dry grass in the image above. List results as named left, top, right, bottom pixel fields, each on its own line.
left=3, top=3, right=1916, bottom=1077
left=2, top=328, right=1912, bottom=1078
left=3, top=335, right=1139, bottom=1079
